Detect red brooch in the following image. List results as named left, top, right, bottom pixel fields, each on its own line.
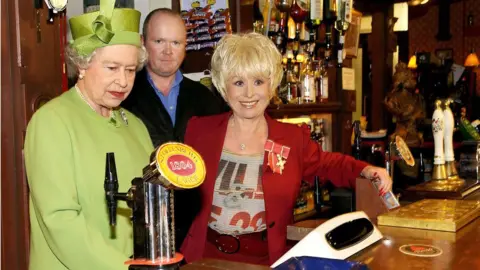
left=264, top=140, right=291, bottom=174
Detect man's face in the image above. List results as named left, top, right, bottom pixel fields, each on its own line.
left=144, top=14, right=186, bottom=78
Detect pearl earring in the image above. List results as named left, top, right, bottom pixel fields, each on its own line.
left=78, top=74, right=84, bottom=80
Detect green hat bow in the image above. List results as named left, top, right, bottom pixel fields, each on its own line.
left=69, top=0, right=141, bottom=56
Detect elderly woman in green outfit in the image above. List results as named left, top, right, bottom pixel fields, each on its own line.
left=24, top=1, right=153, bottom=269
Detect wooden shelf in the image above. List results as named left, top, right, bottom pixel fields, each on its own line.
left=267, top=102, right=342, bottom=118
left=464, top=26, right=480, bottom=37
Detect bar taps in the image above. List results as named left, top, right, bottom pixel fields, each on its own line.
left=432, top=99, right=448, bottom=181
left=104, top=143, right=206, bottom=270
left=443, top=98, right=464, bottom=185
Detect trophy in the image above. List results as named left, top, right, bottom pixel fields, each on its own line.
left=104, top=142, right=206, bottom=270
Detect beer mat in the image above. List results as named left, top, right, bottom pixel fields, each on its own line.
left=398, top=244, right=443, bottom=257
left=377, top=199, right=480, bottom=232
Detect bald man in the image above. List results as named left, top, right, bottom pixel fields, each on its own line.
left=122, top=8, right=228, bottom=251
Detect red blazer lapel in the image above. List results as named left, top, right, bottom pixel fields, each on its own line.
left=189, top=113, right=232, bottom=234
left=262, top=114, right=291, bottom=217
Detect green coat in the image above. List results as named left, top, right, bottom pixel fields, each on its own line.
left=24, top=89, right=154, bottom=270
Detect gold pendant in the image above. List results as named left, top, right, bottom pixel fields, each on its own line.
left=240, top=143, right=246, bottom=150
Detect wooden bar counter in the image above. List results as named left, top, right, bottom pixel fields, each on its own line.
left=182, top=217, right=480, bottom=269
left=181, top=258, right=269, bottom=270
left=289, top=217, right=480, bottom=270
left=182, top=181, right=480, bottom=269
left=351, top=219, right=480, bottom=269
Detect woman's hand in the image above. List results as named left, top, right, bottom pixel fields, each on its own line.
left=360, top=166, right=392, bottom=196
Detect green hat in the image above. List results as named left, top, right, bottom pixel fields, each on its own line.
left=69, top=0, right=141, bottom=56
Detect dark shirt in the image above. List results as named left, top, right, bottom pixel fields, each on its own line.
left=122, top=67, right=229, bottom=250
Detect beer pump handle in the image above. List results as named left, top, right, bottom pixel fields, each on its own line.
left=104, top=152, right=119, bottom=226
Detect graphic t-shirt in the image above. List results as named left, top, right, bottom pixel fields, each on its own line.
left=208, top=150, right=266, bottom=235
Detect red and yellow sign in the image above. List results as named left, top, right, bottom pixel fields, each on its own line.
left=155, top=142, right=206, bottom=189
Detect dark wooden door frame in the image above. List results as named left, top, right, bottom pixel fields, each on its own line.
left=2, top=0, right=30, bottom=269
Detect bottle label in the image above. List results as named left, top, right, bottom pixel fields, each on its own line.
left=303, top=76, right=315, bottom=101
left=310, top=0, right=324, bottom=21
left=320, top=77, right=329, bottom=99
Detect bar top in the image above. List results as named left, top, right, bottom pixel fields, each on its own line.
left=182, top=217, right=480, bottom=269
left=181, top=258, right=269, bottom=270
left=349, top=217, right=480, bottom=269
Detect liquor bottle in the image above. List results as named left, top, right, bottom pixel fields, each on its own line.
left=311, top=0, right=324, bottom=21
left=296, top=45, right=306, bottom=63
left=306, top=0, right=323, bottom=42
left=300, top=22, right=310, bottom=42
left=314, top=176, right=323, bottom=211
left=323, top=0, right=337, bottom=23
left=286, top=59, right=299, bottom=104
left=315, top=60, right=329, bottom=102
left=275, top=0, right=292, bottom=13
left=287, top=16, right=296, bottom=40
left=293, top=62, right=300, bottom=81
left=300, top=60, right=316, bottom=103
left=253, top=0, right=264, bottom=33
left=352, top=120, right=361, bottom=160
left=323, top=0, right=337, bottom=63
left=290, top=0, right=309, bottom=39
left=268, top=7, right=279, bottom=39
left=274, top=12, right=287, bottom=53
left=316, top=118, right=326, bottom=150
left=334, top=0, right=352, bottom=67
left=334, top=0, right=352, bottom=31
left=310, top=121, right=318, bottom=141
left=324, top=31, right=332, bottom=63
left=278, top=62, right=288, bottom=103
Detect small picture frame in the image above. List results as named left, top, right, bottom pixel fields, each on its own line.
left=435, top=48, right=453, bottom=60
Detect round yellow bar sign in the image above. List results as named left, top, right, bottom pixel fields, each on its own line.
left=155, top=142, right=206, bottom=189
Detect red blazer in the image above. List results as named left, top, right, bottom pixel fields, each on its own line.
left=180, top=112, right=369, bottom=265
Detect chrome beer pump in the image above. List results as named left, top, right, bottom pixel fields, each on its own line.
left=104, top=143, right=206, bottom=270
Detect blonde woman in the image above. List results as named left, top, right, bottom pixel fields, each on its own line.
left=180, top=32, right=392, bottom=265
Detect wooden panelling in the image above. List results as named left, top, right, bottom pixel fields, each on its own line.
left=369, top=5, right=393, bottom=130
left=2, top=0, right=64, bottom=269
